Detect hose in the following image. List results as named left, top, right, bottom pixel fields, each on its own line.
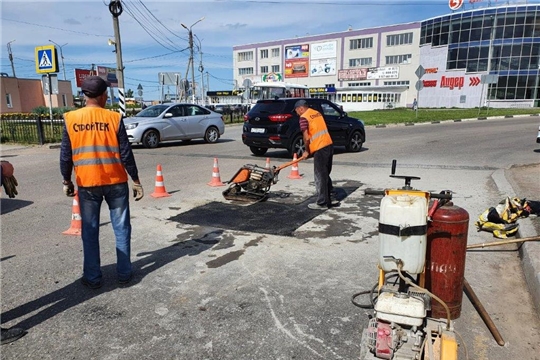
left=351, top=273, right=400, bottom=309
left=395, top=261, right=452, bottom=331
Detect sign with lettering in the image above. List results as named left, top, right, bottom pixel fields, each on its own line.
left=338, top=68, right=368, bottom=81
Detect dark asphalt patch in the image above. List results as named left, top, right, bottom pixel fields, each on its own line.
left=169, top=182, right=361, bottom=236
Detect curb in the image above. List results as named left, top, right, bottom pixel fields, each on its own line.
left=492, top=169, right=540, bottom=316
left=369, top=113, right=539, bottom=129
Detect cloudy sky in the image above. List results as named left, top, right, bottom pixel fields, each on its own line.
left=0, top=0, right=524, bottom=99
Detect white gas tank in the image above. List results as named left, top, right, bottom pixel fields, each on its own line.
left=379, top=193, right=428, bottom=274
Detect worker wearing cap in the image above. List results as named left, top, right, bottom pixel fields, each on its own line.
left=60, top=76, right=143, bottom=289
left=296, top=100, right=338, bottom=210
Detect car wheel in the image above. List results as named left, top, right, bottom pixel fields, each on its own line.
left=142, top=129, right=160, bottom=148
left=289, top=135, right=305, bottom=158
left=250, top=146, right=268, bottom=156
left=346, top=131, right=364, bottom=152
left=204, top=126, right=220, bottom=143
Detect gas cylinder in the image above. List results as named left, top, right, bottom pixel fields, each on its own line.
left=425, top=202, right=469, bottom=320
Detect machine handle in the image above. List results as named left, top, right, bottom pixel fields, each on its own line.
left=364, top=189, right=385, bottom=196
left=364, top=189, right=453, bottom=199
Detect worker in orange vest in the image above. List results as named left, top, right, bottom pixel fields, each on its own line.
left=296, top=100, right=339, bottom=210
left=60, top=76, right=143, bottom=289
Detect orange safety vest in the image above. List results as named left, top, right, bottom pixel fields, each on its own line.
left=302, top=108, right=333, bottom=153
left=64, top=107, right=128, bottom=187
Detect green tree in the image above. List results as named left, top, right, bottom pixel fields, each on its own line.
left=126, top=88, right=134, bottom=98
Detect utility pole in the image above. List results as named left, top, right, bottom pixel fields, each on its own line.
left=182, top=17, right=204, bottom=104
left=48, top=39, right=68, bottom=80
left=7, top=40, right=16, bottom=77
left=109, top=0, right=126, bottom=116
left=194, top=34, right=204, bottom=104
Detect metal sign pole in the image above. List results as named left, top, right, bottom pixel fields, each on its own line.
left=478, top=82, right=485, bottom=117
left=47, top=73, right=54, bottom=135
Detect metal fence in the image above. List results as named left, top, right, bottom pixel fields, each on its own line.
left=1, top=118, right=64, bottom=144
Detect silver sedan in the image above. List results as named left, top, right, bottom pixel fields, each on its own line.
left=124, top=103, right=225, bottom=148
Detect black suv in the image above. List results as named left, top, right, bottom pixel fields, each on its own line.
left=242, top=98, right=365, bottom=157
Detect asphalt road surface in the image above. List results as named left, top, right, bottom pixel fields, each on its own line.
left=1, top=116, right=539, bottom=359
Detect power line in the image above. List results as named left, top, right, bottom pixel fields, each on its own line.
left=122, top=1, right=185, bottom=52
left=0, top=18, right=113, bottom=37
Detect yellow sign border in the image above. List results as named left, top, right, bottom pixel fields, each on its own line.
left=35, top=45, right=58, bottom=74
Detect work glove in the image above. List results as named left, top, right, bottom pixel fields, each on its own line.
left=133, top=183, right=144, bottom=201
left=2, top=175, right=18, bottom=198
left=63, top=181, right=75, bottom=197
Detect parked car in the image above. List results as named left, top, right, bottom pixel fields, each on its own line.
left=242, top=98, right=366, bottom=157
left=537, top=124, right=540, bottom=143
left=213, top=104, right=231, bottom=114
left=124, top=103, right=225, bottom=148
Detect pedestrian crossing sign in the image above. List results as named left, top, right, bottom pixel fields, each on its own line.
left=35, top=45, right=59, bottom=74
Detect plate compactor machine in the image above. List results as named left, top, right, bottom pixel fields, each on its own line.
left=222, top=157, right=304, bottom=203
left=356, top=160, right=469, bottom=360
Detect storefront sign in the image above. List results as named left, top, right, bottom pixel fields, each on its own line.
left=285, top=44, right=309, bottom=78
left=338, top=68, right=368, bottom=81
left=97, top=66, right=118, bottom=88
left=74, top=69, right=92, bottom=87
left=422, top=80, right=438, bottom=87
left=367, top=66, right=399, bottom=80
left=262, top=72, right=282, bottom=82
left=425, top=68, right=438, bottom=74
left=440, top=76, right=464, bottom=90
left=310, top=41, right=337, bottom=60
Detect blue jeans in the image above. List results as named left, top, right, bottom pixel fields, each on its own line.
left=313, top=145, right=334, bottom=206
left=78, top=182, right=132, bottom=284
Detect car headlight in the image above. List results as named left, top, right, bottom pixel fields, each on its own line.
left=125, top=123, right=138, bottom=130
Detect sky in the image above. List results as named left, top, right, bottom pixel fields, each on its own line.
left=0, top=0, right=532, bottom=100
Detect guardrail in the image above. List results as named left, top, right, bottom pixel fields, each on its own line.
left=1, top=117, right=64, bottom=144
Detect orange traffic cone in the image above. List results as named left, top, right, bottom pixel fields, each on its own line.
left=208, top=158, right=225, bottom=187
left=151, top=164, right=171, bottom=198
left=287, top=153, right=303, bottom=179
left=265, top=157, right=271, bottom=169
left=63, top=193, right=82, bottom=236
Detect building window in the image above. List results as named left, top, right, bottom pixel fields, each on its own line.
left=261, top=66, right=268, bottom=74
left=383, top=81, right=410, bottom=86
left=271, top=65, right=280, bottom=73
left=349, top=57, right=372, bottom=67
left=387, top=32, right=413, bottom=46
left=239, top=67, right=254, bottom=75
left=62, top=94, right=67, bottom=107
left=5, top=93, right=13, bottom=108
left=348, top=82, right=372, bottom=87
left=385, top=54, right=412, bottom=65
left=350, top=37, right=373, bottom=50
left=260, top=49, right=268, bottom=59
left=238, top=51, right=254, bottom=62
left=271, top=48, right=280, bottom=57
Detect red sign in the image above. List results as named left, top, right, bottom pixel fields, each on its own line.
left=74, top=69, right=92, bottom=87
left=449, top=0, right=463, bottom=10
left=338, top=68, right=368, bottom=81
left=469, top=77, right=480, bottom=86
left=425, top=68, right=438, bottom=74
left=422, top=80, right=438, bottom=87
left=284, top=60, right=309, bottom=78
left=440, top=76, right=464, bottom=90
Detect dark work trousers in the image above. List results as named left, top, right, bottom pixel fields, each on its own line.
left=313, top=144, right=334, bottom=207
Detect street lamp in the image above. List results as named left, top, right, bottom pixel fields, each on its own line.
left=181, top=17, right=205, bottom=103
left=49, top=39, right=68, bottom=80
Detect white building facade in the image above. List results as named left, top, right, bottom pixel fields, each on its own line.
left=233, top=23, right=421, bottom=111
left=233, top=3, right=539, bottom=110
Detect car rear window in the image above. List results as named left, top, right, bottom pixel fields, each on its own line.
left=249, top=101, right=289, bottom=115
